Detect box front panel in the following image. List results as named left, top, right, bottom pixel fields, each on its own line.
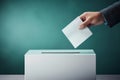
left=25, top=54, right=95, bottom=80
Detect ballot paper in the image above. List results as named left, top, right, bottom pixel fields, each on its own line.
left=62, top=16, right=93, bottom=48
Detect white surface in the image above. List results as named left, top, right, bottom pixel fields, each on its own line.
left=0, top=75, right=120, bottom=80
left=25, top=50, right=96, bottom=80
left=62, top=16, right=92, bottom=48
left=0, top=75, right=23, bottom=80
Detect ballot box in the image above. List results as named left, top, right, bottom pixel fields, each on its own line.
left=25, top=50, right=96, bottom=80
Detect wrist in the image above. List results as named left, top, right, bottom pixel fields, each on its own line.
left=98, top=12, right=105, bottom=24
left=99, top=12, right=108, bottom=25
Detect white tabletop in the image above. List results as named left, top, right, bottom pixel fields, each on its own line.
left=0, top=75, right=120, bottom=80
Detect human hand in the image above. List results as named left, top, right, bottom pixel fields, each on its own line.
left=80, top=12, right=104, bottom=29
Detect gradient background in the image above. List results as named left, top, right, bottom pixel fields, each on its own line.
left=0, top=0, right=120, bottom=74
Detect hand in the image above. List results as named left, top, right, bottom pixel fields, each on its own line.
left=80, top=12, right=104, bottom=29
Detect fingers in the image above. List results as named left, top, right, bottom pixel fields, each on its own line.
left=80, top=12, right=87, bottom=21
left=79, top=12, right=91, bottom=29
left=80, top=18, right=91, bottom=29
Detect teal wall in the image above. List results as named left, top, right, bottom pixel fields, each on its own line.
left=0, top=0, right=120, bottom=74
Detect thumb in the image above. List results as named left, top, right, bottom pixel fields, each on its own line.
left=80, top=19, right=91, bottom=29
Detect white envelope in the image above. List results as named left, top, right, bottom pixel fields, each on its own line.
left=62, top=16, right=93, bottom=48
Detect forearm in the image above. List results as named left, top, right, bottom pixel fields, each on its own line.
left=100, top=1, right=120, bottom=27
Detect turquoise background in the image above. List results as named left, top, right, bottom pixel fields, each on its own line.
left=0, top=0, right=120, bottom=74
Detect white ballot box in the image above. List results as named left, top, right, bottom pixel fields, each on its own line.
left=25, top=50, right=96, bottom=80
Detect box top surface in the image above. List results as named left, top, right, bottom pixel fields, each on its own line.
left=25, top=49, right=95, bottom=55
